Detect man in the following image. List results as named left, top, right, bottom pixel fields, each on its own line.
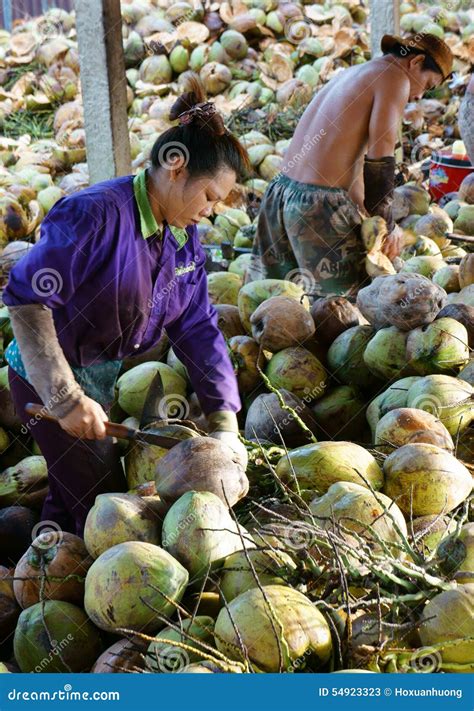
left=246, top=33, right=454, bottom=297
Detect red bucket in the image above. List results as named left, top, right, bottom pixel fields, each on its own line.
left=429, top=150, right=473, bottom=201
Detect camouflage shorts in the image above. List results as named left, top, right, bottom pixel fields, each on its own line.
left=459, top=92, right=474, bottom=165
left=245, top=173, right=366, bottom=299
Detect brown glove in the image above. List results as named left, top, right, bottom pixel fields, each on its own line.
left=363, top=156, right=396, bottom=233
left=8, top=304, right=85, bottom=418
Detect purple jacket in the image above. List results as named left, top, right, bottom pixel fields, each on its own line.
left=3, top=173, right=241, bottom=416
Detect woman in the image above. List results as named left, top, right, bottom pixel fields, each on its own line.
left=3, top=76, right=251, bottom=537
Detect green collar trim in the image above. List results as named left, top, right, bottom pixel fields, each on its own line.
left=133, top=169, right=189, bottom=248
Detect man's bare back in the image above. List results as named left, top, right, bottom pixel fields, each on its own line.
left=282, top=56, right=413, bottom=206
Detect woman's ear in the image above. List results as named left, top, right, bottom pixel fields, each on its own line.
left=408, top=54, right=425, bottom=73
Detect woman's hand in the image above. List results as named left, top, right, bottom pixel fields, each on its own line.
left=58, top=396, right=109, bottom=440
left=382, top=224, right=404, bottom=261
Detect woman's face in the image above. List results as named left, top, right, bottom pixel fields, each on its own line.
left=166, top=164, right=237, bottom=228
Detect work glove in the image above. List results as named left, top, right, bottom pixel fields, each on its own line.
left=207, top=411, right=248, bottom=470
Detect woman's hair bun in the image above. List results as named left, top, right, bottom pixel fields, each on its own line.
left=169, top=72, right=226, bottom=136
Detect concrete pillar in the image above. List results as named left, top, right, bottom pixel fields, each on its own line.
left=75, top=0, right=131, bottom=183
left=369, top=0, right=400, bottom=58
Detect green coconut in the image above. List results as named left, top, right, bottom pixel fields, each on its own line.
left=139, top=55, right=172, bottom=84
left=432, top=265, right=460, bottom=293
left=411, top=514, right=458, bottom=554
left=454, top=205, right=474, bottom=235
left=400, top=255, right=446, bottom=278
left=207, top=271, right=242, bottom=305
left=443, top=199, right=464, bottom=221
left=437, top=523, right=474, bottom=584
left=220, top=30, right=248, bottom=59
left=36, top=186, right=63, bottom=214
left=415, top=210, right=453, bottom=246
left=189, top=45, right=210, bottom=72
left=166, top=347, right=189, bottom=383
left=14, top=600, right=102, bottom=673
left=327, top=325, right=376, bottom=388
left=392, top=183, right=430, bottom=219
left=276, top=441, right=383, bottom=499
left=169, top=45, right=189, bottom=74
left=311, top=385, right=368, bottom=441
left=406, top=374, right=474, bottom=435
left=451, top=284, right=474, bottom=307
left=419, top=585, right=474, bottom=668
left=295, top=64, right=319, bottom=88
left=228, top=253, right=253, bottom=279
left=265, top=346, right=327, bottom=401
left=219, top=548, right=296, bottom=603
left=383, top=443, right=472, bottom=516
left=214, top=585, right=332, bottom=672
left=363, top=326, right=411, bottom=380
left=0, top=455, right=48, bottom=509
left=146, top=616, right=215, bottom=672
left=309, top=481, right=407, bottom=556
left=208, top=42, right=230, bottom=64
left=124, top=440, right=168, bottom=489
left=238, top=279, right=308, bottom=333
left=406, top=317, right=469, bottom=375
left=400, top=236, right=442, bottom=260
left=116, top=362, right=187, bottom=419
left=83, top=493, right=166, bottom=559
left=84, top=541, right=188, bottom=633
left=0, top=195, right=29, bottom=244
left=374, top=408, right=453, bottom=452
left=161, top=491, right=254, bottom=585
left=200, top=62, right=232, bottom=94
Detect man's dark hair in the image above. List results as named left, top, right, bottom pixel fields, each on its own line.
left=384, top=42, right=443, bottom=75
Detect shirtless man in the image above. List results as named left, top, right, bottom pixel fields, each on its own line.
left=246, top=33, right=454, bottom=297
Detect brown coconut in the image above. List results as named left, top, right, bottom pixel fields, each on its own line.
left=91, top=637, right=148, bottom=673
left=374, top=408, right=454, bottom=453
left=244, top=389, right=318, bottom=448
left=155, top=437, right=249, bottom=507
left=310, top=296, right=365, bottom=346
left=0, top=569, right=20, bottom=657
left=459, top=172, right=474, bottom=204
left=0, top=506, right=39, bottom=566
left=228, top=335, right=265, bottom=393
left=437, top=304, right=474, bottom=347
left=250, top=296, right=315, bottom=351
left=13, top=531, right=93, bottom=609
left=459, top=253, right=474, bottom=289
left=214, top=304, right=245, bottom=338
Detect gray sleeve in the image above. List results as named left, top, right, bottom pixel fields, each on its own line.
left=8, top=304, right=85, bottom=418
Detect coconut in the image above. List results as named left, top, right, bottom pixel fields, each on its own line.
left=14, top=600, right=103, bottom=673
left=139, top=55, right=172, bottom=84
left=161, top=491, right=254, bottom=585
left=208, top=41, right=230, bottom=64
left=83, top=493, right=167, bottom=559
left=207, top=271, right=242, bottom=306
left=392, top=184, right=430, bottom=220
left=400, top=255, right=446, bottom=278
left=406, top=374, right=474, bottom=435
left=351, top=612, right=420, bottom=650
left=363, top=326, right=412, bottom=380
left=116, top=362, right=187, bottom=419
left=155, top=437, right=248, bottom=507
left=414, top=211, right=453, bottom=247
left=432, top=265, right=460, bottom=293
left=0, top=566, right=20, bottom=656
left=37, top=186, right=63, bottom=213
left=200, top=62, right=232, bottom=94
left=327, top=325, right=376, bottom=388
left=84, top=541, right=188, bottom=633
left=383, top=443, right=472, bottom=516
left=146, top=616, right=215, bottom=672
left=124, top=439, right=169, bottom=490
left=311, top=385, right=368, bottom=441
left=374, top=408, right=453, bottom=453
left=276, top=441, right=384, bottom=498
left=0, top=506, right=39, bottom=566
left=437, top=523, right=474, bottom=584
left=219, top=548, right=296, bottom=603
left=214, top=585, right=332, bottom=672
left=238, top=279, right=308, bottom=334
left=411, top=514, right=457, bottom=554
left=454, top=205, right=474, bottom=235
left=0, top=455, right=48, bottom=509
left=214, top=208, right=251, bottom=242
left=459, top=358, right=474, bottom=386
left=228, top=335, right=264, bottom=393
left=250, top=296, right=315, bottom=351
left=401, top=236, right=442, bottom=260
left=169, top=45, right=189, bottom=74
left=244, top=389, right=318, bottom=447
left=229, top=253, right=253, bottom=279
left=13, top=531, right=92, bottom=609
left=310, top=481, right=407, bottom=556
left=459, top=254, right=474, bottom=289
left=451, top=284, right=474, bottom=307
left=166, top=347, right=189, bottom=383
left=356, top=274, right=446, bottom=331
left=213, top=305, right=244, bottom=339
left=0, top=195, right=29, bottom=244
left=220, top=30, right=248, bottom=60
left=406, top=317, right=469, bottom=376
left=419, top=585, right=474, bottom=668
left=309, top=297, right=365, bottom=347
left=265, top=346, right=327, bottom=401
left=459, top=173, right=474, bottom=204
left=91, top=637, right=148, bottom=673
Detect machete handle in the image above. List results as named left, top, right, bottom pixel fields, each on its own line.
left=25, top=402, right=136, bottom=441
